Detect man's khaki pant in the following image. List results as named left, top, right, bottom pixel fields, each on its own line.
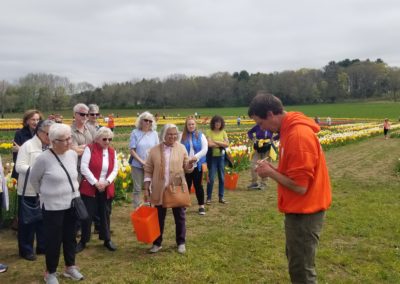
left=284, top=211, right=325, bottom=284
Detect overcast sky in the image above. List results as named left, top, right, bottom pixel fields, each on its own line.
left=1, top=0, right=399, bottom=86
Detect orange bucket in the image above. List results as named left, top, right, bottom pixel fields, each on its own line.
left=224, top=173, right=239, bottom=190
left=130, top=206, right=160, bottom=244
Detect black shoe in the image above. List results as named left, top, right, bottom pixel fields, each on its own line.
left=219, top=198, right=228, bottom=204
left=22, top=253, right=37, bottom=261
left=104, top=240, right=117, bottom=251
left=75, top=242, right=86, bottom=253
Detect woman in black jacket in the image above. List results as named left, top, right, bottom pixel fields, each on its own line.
left=11, top=109, right=43, bottom=179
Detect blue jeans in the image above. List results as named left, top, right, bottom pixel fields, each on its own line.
left=206, top=156, right=225, bottom=200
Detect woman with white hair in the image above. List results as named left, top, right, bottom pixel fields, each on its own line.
left=129, top=111, right=159, bottom=209
left=77, top=127, right=118, bottom=253
left=15, top=119, right=54, bottom=261
left=30, top=123, right=84, bottom=283
left=86, top=104, right=101, bottom=138
left=143, top=124, right=195, bottom=254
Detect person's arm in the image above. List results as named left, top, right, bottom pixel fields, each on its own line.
left=15, top=143, right=30, bottom=175
left=194, top=134, right=208, bottom=161
left=29, top=155, right=45, bottom=194
left=129, top=131, right=146, bottom=165
left=213, top=131, right=229, bottom=148
left=106, top=150, right=119, bottom=184
left=255, top=160, right=307, bottom=195
left=80, top=146, right=97, bottom=185
left=143, top=154, right=154, bottom=202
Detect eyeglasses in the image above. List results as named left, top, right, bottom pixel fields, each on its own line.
left=143, top=119, right=153, bottom=123
left=76, top=112, right=89, bottom=117
left=55, top=137, right=72, bottom=143
left=102, top=138, right=113, bottom=142
left=89, top=113, right=100, bottom=117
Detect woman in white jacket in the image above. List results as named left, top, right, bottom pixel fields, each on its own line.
left=15, top=119, right=54, bottom=261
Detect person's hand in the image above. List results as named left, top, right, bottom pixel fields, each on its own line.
left=73, top=145, right=86, bottom=156
left=255, top=159, right=276, bottom=178
left=12, top=141, right=20, bottom=152
left=95, top=182, right=106, bottom=192
left=188, top=157, right=197, bottom=165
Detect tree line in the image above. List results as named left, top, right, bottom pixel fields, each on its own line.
left=1, top=58, right=400, bottom=115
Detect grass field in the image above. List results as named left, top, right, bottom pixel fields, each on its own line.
left=2, top=100, right=400, bottom=120
left=1, top=135, right=399, bottom=283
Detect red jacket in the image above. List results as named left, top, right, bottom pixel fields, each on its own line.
left=79, top=143, right=115, bottom=199
left=277, top=112, right=332, bottom=214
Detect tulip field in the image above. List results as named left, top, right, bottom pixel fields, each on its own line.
left=1, top=107, right=400, bottom=283
left=1, top=116, right=398, bottom=207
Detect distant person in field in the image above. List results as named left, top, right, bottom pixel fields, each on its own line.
left=383, top=118, right=391, bottom=139
left=237, top=116, right=241, bottom=126
left=248, top=91, right=332, bottom=284
left=326, top=116, right=332, bottom=126
left=107, top=114, right=115, bottom=132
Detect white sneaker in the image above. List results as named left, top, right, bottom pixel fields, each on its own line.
left=177, top=244, right=186, bottom=254
left=149, top=245, right=162, bottom=253
left=63, top=266, right=84, bottom=281
left=44, top=272, right=59, bottom=284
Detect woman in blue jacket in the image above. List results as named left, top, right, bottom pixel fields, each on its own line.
left=181, top=116, right=208, bottom=215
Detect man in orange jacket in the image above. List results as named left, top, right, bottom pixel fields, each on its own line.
left=248, top=91, right=332, bottom=284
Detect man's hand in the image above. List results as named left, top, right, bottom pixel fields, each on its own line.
left=255, top=159, right=276, bottom=178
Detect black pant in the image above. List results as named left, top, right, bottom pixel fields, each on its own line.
left=81, top=192, right=112, bottom=244
left=153, top=206, right=186, bottom=247
left=43, top=208, right=76, bottom=274
left=185, top=168, right=204, bottom=206
left=17, top=196, right=46, bottom=256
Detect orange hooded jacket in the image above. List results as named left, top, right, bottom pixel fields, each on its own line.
left=277, top=112, right=332, bottom=214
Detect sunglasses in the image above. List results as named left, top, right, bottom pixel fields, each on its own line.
left=102, top=138, right=113, bottom=142
left=76, top=112, right=89, bottom=117
left=143, top=119, right=153, bottom=123
left=89, top=113, right=100, bottom=117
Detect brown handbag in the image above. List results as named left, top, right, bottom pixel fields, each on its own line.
left=162, top=174, right=191, bottom=208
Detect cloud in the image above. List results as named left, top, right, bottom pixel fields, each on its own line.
left=1, top=0, right=400, bottom=86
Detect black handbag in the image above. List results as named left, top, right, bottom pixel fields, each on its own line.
left=20, top=167, right=43, bottom=225
left=50, top=149, right=89, bottom=221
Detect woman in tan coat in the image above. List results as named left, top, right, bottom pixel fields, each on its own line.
left=143, top=124, right=195, bottom=254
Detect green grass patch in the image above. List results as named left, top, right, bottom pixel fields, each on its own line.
left=2, top=100, right=400, bottom=120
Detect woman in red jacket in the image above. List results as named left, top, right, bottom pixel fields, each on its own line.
left=77, top=127, right=119, bottom=253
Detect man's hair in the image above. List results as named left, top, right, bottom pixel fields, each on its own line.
left=248, top=91, right=284, bottom=119
left=73, top=103, right=89, bottom=114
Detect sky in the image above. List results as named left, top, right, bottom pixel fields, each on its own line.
left=1, top=0, right=400, bottom=86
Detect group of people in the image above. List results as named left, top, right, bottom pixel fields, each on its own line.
left=2, top=91, right=334, bottom=283
left=9, top=104, right=118, bottom=283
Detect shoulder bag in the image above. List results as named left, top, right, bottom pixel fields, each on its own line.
left=162, top=174, right=191, bottom=208
left=50, top=149, right=89, bottom=221
left=20, top=167, right=43, bottom=224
